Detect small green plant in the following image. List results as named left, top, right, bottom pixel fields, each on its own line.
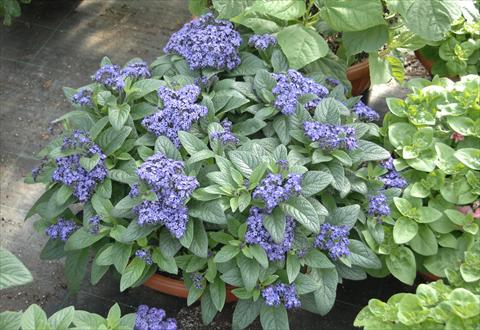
left=0, top=0, right=30, bottom=25
left=354, top=240, right=480, bottom=329
left=419, top=9, right=480, bottom=77
left=363, top=75, right=480, bottom=284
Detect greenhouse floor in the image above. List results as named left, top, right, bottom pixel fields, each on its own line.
left=1, top=0, right=417, bottom=328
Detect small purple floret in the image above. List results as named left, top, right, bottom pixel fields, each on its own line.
left=45, top=218, right=78, bottom=241
left=352, top=101, right=379, bottom=122
left=262, top=283, right=301, bottom=309
left=210, top=119, right=238, bottom=145
left=92, top=64, right=125, bottom=91
left=248, top=34, right=277, bottom=50
left=368, top=194, right=391, bottom=218
left=253, top=173, right=302, bottom=211
left=71, top=88, right=93, bottom=107
left=135, top=249, right=153, bottom=265
left=313, top=224, right=350, bottom=260
left=304, top=122, right=358, bottom=151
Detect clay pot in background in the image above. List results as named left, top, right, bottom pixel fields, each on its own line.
left=347, top=60, right=370, bottom=96
left=144, top=273, right=238, bottom=302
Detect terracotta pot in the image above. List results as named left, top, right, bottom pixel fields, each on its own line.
left=347, top=60, right=370, bottom=96
left=144, top=273, right=238, bottom=302
left=414, top=50, right=459, bottom=81
left=414, top=50, right=434, bottom=75
left=418, top=271, right=441, bottom=282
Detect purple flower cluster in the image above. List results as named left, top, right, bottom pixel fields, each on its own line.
left=272, top=70, right=328, bottom=115
left=314, top=224, right=350, bottom=260
left=210, top=119, right=238, bottom=145
left=253, top=173, right=302, bottom=211
left=276, top=159, right=289, bottom=171
left=303, top=122, right=358, bottom=151
left=121, top=61, right=151, bottom=79
left=245, top=207, right=295, bottom=261
left=141, top=85, right=208, bottom=147
left=71, top=88, right=93, bottom=107
left=92, top=64, right=125, bottom=91
left=164, top=13, right=242, bottom=71
left=135, top=305, right=177, bottom=330
left=248, top=34, right=277, bottom=50
left=133, top=153, right=198, bottom=238
left=379, top=158, right=408, bottom=189
left=352, top=101, right=379, bottom=122
left=45, top=218, right=78, bottom=241
left=368, top=194, right=391, bottom=218
left=51, top=131, right=107, bottom=202
left=262, top=283, right=301, bottom=309
left=88, top=215, right=101, bottom=234
left=135, top=249, right=153, bottom=265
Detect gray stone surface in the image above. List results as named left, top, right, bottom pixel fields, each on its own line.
left=0, top=1, right=417, bottom=329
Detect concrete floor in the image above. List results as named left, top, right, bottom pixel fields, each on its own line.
left=0, top=1, right=415, bottom=328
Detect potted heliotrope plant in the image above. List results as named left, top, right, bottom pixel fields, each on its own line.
left=360, top=75, right=480, bottom=285
left=26, top=13, right=393, bottom=329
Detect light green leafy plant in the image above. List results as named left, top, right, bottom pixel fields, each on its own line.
left=354, top=240, right=480, bottom=329
left=0, top=249, right=135, bottom=330
left=364, top=75, right=480, bottom=284
left=418, top=5, right=480, bottom=77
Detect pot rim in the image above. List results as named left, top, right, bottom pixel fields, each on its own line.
left=144, top=273, right=238, bottom=302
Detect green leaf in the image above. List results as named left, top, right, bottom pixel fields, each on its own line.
left=448, top=288, right=480, bottom=319
left=65, top=228, right=107, bottom=252
left=232, top=118, right=267, bottom=136
left=295, top=273, right=321, bottom=294
left=0, top=311, right=22, bottom=330
left=154, top=136, right=182, bottom=161
left=393, top=216, right=418, bottom=244
left=212, top=0, right=252, bottom=19
left=342, top=25, right=388, bottom=55
left=386, top=247, right=416, bottom=285
left=40, top=239, right=66, bottom=260
left=386, top=97, right=406, bottom=117
left=231, top=12, right=280, bottom=34
left=253, top=69, right=276, bottom=103
left=189, top=200, right=226, bottom=224
left=304, top=249, right=335, bottom=269
left=249, top=0, right=306, bottom=20
left=228, top=52, right=268, bottom=76
left=260, top=304, right=289, bottom=330
left=277, top=24, right=329, bottom=69
left=214, top=245, right=240, bottom=263
left=179, top=131, right=208, bottom=155
left=349, top=240, right=381, bottom=269
left=232, top=299, right=262, bottom=330
left=120, top=258, right=146, bottom=292
left=351, top=140, right=391, bottom=162
left=301, top=171, right=332, bottom=196
left=48, top=306, right=75, bottom=330
left=313, top=268, right=338, bottom=315
left=263, top=208, right=286, bottom=244
left=237, top=254, right=259, bottom=291
left=65, top=249, right=89, bottom=294
left=409, top=225, right=438, bottom=256
left=320, top=0, right=385, bottom=31
left=454, top=148, right=480, bottom=170
left=0, top=249, right=33, bottom=289
left=79, top=154, right=100, bottom=172
left=209, top=276, right=226, bottom=312
left=281, top=196, right=320, bottom=233
left=328, top=204, right=360, bottom=228
left=130, top=79, right=165, bottom=99
left=97, top=127, right=132, bottom=155
left=249, top=245, right=269, bottom=269
left=404, top=0, right=462, bottom=41
left=189, top=220, right=209, bottom=258
left=200, top=290, right=217, bottom=325
left=73, top=310, right=106, bottom=329
left=271, top=49, right=289, bottom=72
left=286, top=253, right=301, bottom=283
left=122, top=221, right=158, bottom=243
left=108, top=104, right=130, bottom=131
left=369, top=52, right=391, bottom=85
left=152, top=248, right=177, bottom=275
left=20, top=304, right=48, bottom=330
left=187, top=285, right=204, bottom=306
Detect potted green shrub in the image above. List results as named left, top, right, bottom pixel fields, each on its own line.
left=25, top=13, right=392, bottom=329
left=361, top=75, right=480, bottom=285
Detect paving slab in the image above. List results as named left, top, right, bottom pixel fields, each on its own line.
left=0, top=1, right=418, bottom=329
